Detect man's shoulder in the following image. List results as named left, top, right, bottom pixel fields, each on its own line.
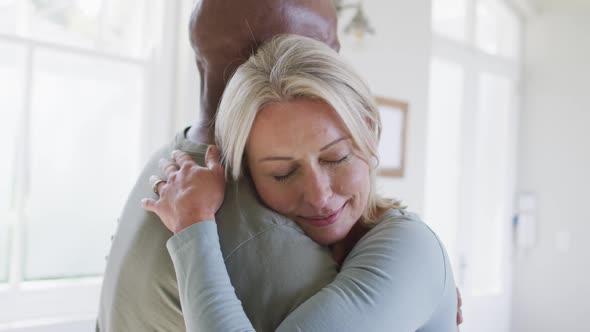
left=98, top=139, right=184, bottom=332
left=216, top=176, right=299, bottom=255
left=98, top=130, right=216, bottom=331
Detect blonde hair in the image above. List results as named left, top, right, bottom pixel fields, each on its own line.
left=215, top=34, right=401, bottom=224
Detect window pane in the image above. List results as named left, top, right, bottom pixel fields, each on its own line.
left=100, top=0, right=158, bottom=58
left=28, top=0, right=100, bottom=50
left=424, top=57, right=464, bottom=271
left=24, top=49, right=144, bottom=280
left=0, top=224, right=9, bottom=282
left=469, top=72, right=514, bottom=294
left=476, top=0, right=521, bottom=58
left=0, top=41, right=27, bottom=283
left=432, top=0, right=468, bottom=42
left=0, top=42, right=25, bottom=212
left=1, top=0, right=163, bottom=58
left=0, top=0, right=21, bottom=35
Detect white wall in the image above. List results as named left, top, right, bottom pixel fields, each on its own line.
left=512, top=1, right=590, bottom=331
left=339, top=0, right=432, bottom=214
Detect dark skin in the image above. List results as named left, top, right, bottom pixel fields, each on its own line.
left=182, top=0, right=462, bottom=326
left=186, top=0, right=339, bottom=144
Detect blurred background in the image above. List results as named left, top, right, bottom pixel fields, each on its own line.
left=0, top=0, right=588, bottom=331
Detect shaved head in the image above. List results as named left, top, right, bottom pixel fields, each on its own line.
left=187, top=0, right=340, bottom=143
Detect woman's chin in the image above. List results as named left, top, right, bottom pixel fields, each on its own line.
left=303, top=225, right=349, bottom=246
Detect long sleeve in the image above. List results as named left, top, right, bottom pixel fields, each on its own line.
left=167, top=221, right=255, bottom=331
left=274, top=212, right=457, bottom=332
left=167, top=211, right=457, bottom=332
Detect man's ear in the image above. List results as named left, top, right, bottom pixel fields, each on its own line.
left=369, top=155, right=379, bottom=169
left=365, top=115, right=374, bottom=129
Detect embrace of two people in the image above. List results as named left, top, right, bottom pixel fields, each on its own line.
left=97, top=0, right=463, bottom=331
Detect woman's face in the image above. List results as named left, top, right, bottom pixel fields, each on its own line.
left=246, top=99, right=371, bottom=245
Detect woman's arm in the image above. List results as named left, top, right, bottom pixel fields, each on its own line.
left=145, top=150, right=456, bottom=331
left=274, top=212, right=457, bottom=331
left=167, top=221, right=255, bottom=331
left=166, top=212, right=456, bottom=332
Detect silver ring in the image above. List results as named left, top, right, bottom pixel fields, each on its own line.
left=152, top=179, right=166, bottom=195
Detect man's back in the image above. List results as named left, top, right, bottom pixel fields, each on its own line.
left=97, top=129, right=337, bottom=331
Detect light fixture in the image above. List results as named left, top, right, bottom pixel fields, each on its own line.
left=334, top=0, right=375, bottom=40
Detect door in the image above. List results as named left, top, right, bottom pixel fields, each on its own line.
left=425, top=57, right=519, bottom=332
left=457, top=72, right=517, bottom=332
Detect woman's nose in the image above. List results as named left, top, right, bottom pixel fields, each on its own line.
left=302, top=168, right=332, bottom=209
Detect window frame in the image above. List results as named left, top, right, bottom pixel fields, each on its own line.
left=427, top=0, right=524, bottom=289
left=0, top=0, right=183, bottom=327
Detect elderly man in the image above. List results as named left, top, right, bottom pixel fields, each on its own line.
left=98, top=1, right=340, bottom=331
left=97, top=0, right=462, bottom=331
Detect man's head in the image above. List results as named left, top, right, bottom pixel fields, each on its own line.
left=189, top=0, right=340, bottom=116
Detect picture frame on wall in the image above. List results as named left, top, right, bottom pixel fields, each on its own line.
left=375, top=96, right=408, bottom=177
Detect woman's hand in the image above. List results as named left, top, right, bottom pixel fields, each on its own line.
left=142, top=146, right=226, bottom=234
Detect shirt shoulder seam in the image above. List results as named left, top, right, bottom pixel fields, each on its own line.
left=223, top=223, right=296, bottom=261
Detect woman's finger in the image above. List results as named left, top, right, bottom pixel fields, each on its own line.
left=149, top=175, right=166, bottom=195
left=141, top=198, right=157, bottom=212
left=205, top=145, right=221, bottom=170
left=171, top=150, right=195, bottom=168
left=159, top=158, right=179, bottom=178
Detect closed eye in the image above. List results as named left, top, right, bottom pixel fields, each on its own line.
left=273, top=169, right=296, bottom=182
left=272, top=154, right=350, bottom=182
left=322, top=154, right=350, bottom=165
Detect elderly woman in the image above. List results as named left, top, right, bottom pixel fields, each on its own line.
left=142, top=35, right=457, bottom=331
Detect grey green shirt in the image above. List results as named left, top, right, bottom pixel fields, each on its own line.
left=98, top=129, right=337, bottom=331
left=167, top=209, right=457, bottom=332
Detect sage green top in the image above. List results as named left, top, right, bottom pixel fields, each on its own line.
left=167, top=210, right=457, bottom=331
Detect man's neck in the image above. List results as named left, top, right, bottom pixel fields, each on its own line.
left=186, top=84, right=220, bottom=144
left=186, top=122, right=215, bottom=144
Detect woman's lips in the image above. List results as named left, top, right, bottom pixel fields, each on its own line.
left=298, top=202, right=347, bottom=228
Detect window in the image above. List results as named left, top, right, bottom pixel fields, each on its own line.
left=0, top=42, right=26, bottom=285
left=0, top=0, right=181, bottom=328
left=26, top=49, right=144, bottom=279
left=426, top=3, right=522, bottom=330
left=432, top=0, right=469, bottom=42
left=0, top=0, right=161, bottom=57
left=424, top=58, right=465, bottom=271
left=426, top=0, right=521, bottom=297
left=475, top=0, right=521, bottom=58
left=467, top=72, right=515, bottom=294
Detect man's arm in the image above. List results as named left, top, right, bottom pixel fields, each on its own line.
left=98, top=144, right=185, bottom=332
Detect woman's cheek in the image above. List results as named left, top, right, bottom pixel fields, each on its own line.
left=333, top=161, right=370, bottom=196
left=257, top=182, right=294, bottom=215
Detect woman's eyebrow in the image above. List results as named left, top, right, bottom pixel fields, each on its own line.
left=320, top=136, right=350, bottom=151
left=258, top=136, right=351, bottom=162
left=259, top=156, right=293, bottom=162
